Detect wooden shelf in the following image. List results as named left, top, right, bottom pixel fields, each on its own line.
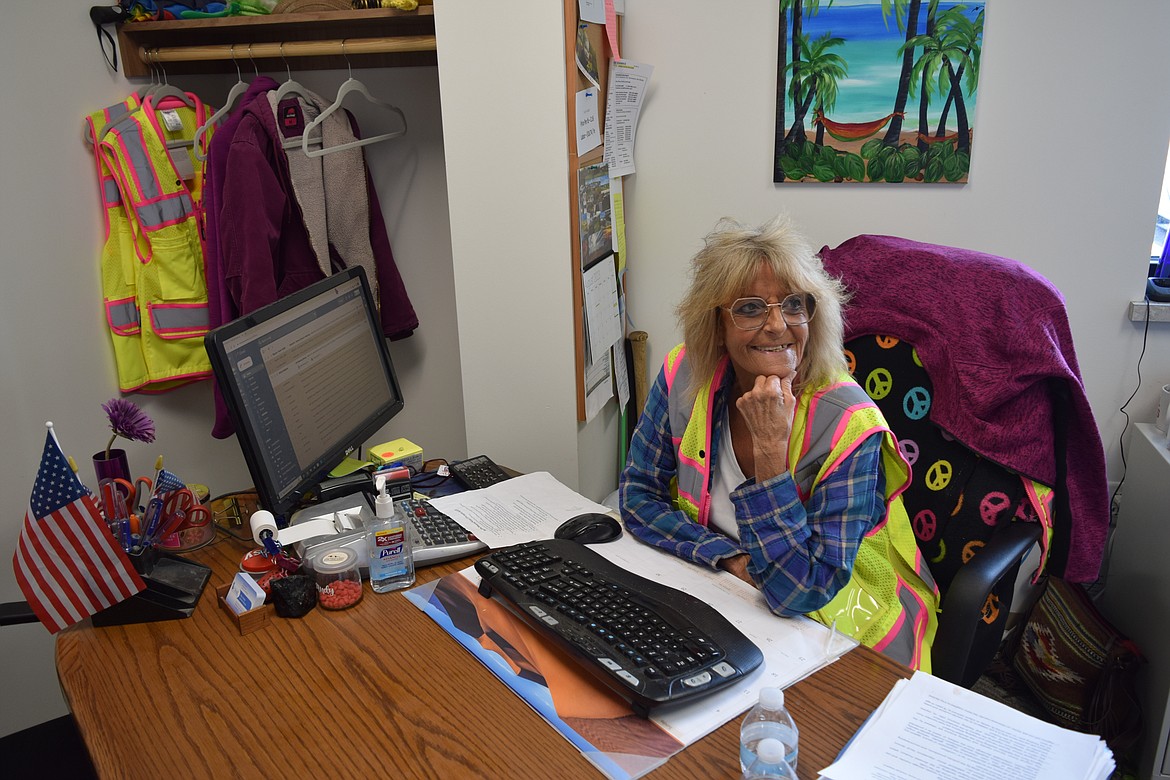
left=116, top=7, right=437, bottom=78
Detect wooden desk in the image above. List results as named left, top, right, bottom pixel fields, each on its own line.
left=57, top=534, right=909, bottom=779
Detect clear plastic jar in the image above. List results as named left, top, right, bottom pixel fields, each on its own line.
left=312, top=547, right=363, bottom=610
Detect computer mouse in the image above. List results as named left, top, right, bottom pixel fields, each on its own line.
left=554, top=512, right=623, bottom=544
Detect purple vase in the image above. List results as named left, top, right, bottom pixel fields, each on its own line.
left=93, top=448, right=131, bottom=486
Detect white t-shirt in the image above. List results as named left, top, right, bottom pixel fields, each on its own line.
left=708, top=407, right=747, bottom=541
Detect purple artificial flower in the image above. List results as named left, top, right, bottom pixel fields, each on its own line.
left=102, top=398, right=156, bottom=457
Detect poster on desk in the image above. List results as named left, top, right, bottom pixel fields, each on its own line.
left=405, top=572, right=681, bottom=779
left=406, top=548, right=850, bottom=780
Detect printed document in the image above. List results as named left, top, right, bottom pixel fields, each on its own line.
left=819, top=671, right=1115, bottom=780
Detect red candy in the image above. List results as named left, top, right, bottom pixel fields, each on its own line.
left=317, top=577, right=363, bottom=610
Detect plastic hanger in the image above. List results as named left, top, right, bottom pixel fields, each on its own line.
left=135, top=53, right=159, bottom=99
left=300, top=40, right=407, bottom=158
left=141, top=50, right=200, bottom=152
left=144, top=49, right=196, bottom=110
left=193, top=46, right=249, bottom=161
left=272, top=42, right=311, bottom=105
left=271, top=43, right=315, bottom=150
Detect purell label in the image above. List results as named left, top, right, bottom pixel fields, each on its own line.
left=371, top=527, right=407, bottom=576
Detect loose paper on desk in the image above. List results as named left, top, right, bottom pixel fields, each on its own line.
left=604, top=59, right=653, bottom=177
left=818, top=671, right=1115, bottom=780
left=428, top=471, right=612, bottom=548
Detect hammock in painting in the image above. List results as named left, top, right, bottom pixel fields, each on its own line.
left=814, top=109, right=904, bottom=142
left=918, top=130, right=958, bottom=143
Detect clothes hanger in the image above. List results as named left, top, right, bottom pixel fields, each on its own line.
left=301, top=40, right=407, bottom=158
left=272, top=42, right=316, bottom=150
left=144, top=48, right=196, bottom=110
left=135, top=52, right=160, bottom=99
left=272, top=42, right=311, bottom=104
left=193, top=45, right=249, bottom=161
left=140, top=50, right=200, bottom=152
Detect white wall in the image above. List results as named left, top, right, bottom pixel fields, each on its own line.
left=620, top=0, right=1170, bottom=490
left=0, top=1, right=462, bottom=736
left=434, top=1, right=598, bottom=487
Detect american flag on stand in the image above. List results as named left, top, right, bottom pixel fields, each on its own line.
left=12, top=428, right=145, bottom=633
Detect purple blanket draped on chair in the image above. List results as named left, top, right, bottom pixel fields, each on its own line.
left=820, top=234, right=1109, bottom=583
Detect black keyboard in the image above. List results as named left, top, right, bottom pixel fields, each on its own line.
left=450, top=455, right=512, bottom=491
left=474, top=539, right=763, bottom=717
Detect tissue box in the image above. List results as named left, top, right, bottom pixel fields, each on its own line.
left=368, top=438, right=423, bottom=472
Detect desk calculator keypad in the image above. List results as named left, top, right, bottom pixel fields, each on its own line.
left=401, top=498, right=486, bottom=566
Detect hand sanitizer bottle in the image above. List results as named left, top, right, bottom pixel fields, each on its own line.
left=368, top=474, right=415, bottom=593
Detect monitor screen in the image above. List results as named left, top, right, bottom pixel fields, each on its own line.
left=205, top=267, right=404, bottom=520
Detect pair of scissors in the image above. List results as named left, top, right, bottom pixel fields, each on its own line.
left=152, top=488, right=211, bottom=544
left=99, top=475, right=154, bottom=515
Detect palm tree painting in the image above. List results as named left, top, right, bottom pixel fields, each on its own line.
left=774, top=0, right=985, bottom=183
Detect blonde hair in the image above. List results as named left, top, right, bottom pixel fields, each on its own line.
left=675, top=214, right=848, bottom=398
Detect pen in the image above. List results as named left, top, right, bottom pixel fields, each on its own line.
left=824, top=617, right=838, bottom=656
left=141, top=496, right=165, bottom=546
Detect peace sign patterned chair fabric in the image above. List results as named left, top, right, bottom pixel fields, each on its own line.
left=846, top=334, right=1045, bottom=686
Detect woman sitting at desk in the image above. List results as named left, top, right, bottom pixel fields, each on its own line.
left=619, top=215, right=938, bottom=670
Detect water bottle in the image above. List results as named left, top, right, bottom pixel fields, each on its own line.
left=740, top=686, right=799, bottom=774
left=741, top=737, right=797, bottom=779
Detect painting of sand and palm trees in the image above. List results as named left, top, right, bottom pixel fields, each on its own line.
left=774, top=0, right=985, bottom=183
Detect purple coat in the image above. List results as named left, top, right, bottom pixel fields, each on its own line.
left=208, top=86, right=418, bottom=438
left=820, top=234, right=1108, bottom=583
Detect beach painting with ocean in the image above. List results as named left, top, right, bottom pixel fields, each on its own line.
left=774, top=0, right=985, bottom=183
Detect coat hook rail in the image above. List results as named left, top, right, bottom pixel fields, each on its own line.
left=138, top=35, right=437, bottom=65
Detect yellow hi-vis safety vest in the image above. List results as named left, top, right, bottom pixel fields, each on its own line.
left=92, top=92, right=213, bottom=392
left=663, top=344, right=939, bottom=671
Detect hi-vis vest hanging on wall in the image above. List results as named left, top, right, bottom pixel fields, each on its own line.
left=87, top=92, right=213, bottom=392
left=663, top=344, right=939, bottom=671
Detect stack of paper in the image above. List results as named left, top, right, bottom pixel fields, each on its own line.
left=819, top=671, right=1115, bottom=780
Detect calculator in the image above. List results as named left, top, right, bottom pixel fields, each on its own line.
left=450, top=455, right=512, bottom=491
left=401, top=497, right=486, bottom=565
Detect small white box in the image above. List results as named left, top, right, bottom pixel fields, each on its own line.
left=225, top=571, right=267, bottom=615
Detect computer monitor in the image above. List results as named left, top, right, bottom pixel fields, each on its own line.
left=205, top=266, right=404, bottom=520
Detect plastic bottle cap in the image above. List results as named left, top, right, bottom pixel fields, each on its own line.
left=759, top=686, right=784, bottom=710
left=756, top=738, right=785, bottom=764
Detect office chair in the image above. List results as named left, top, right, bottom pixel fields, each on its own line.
left=846, top=335, right=1042, bottom=686
left=0, top=600, right=99, bottom=778
left=823, top=234, right=1110, bottom=688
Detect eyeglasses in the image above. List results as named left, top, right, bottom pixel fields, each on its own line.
left=722, top=293, right=817, bottom=331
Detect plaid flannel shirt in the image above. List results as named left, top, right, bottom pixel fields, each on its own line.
left=620, top=366, right=886, bottom=616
